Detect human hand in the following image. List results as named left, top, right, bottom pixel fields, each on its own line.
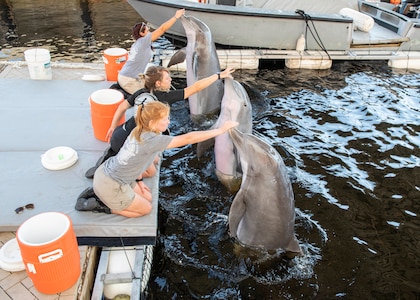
left=105, top=127, right=115, bottom=143
left=221, top=120, right=239, bottom=132
left=220, top=67, right=235, bottom=79
left=153, top=155, right=160, bottom=165
left=175, top=8, right=185, bottom=20
left=137, top=180, right=151, bottom=193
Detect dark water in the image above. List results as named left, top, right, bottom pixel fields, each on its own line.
left=0, top=0, right=172, bottom=62
left=1, top=1, right=419, bottom=299
left=159, top=63, right=420, bottom=300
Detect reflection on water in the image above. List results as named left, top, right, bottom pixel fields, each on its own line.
left=156, top=62, right=420, bottom=299
left=0, top=0, right=172, bottom=62
left=1, top=1, right=419, bottom=299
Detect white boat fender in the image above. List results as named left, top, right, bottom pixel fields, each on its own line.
left=339, top=8, right=374, bottom=32
left=296, top=34, right=306, bottom=52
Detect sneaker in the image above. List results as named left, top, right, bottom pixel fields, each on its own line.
left=75, top=197, right=100, bottom=211
left=85, top=147, right=116, bottom=179
left=77, top=187, right=96, bottom=200
left=92, top=200, right=111, bottom=214
left=75, top=197, right=111, bottom=214
left=84, top=166, right=97, bottom=180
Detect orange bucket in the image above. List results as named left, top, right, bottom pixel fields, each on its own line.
left=89, top=89, right=125, bottom=142
left=16, top=212, right=80, bottom=294
left=103, top=48, right=128, bottom=81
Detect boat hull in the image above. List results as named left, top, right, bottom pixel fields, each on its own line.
left=127, top=0, right=353, bottom=51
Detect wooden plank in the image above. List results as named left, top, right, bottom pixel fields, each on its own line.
left=77, top=246, right=100, bottom=300
left=91, top=249, right=110, bottom=300
left=131, top=246, right=145, bottom=299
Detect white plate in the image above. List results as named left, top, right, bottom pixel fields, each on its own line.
left=0, top=238, right=25, bottom=272
left=82, top=74, right=105, bottom=81
left=41, top=146, right=78, bottom=170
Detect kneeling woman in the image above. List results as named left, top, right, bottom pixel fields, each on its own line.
left=93, top=101, right=238, bottom=218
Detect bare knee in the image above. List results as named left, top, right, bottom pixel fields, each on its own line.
left=113, top=202, right=152, bottom=218
left=125, top=195, right=153, bottom=217
left=140, top=202, right=153, bottom=215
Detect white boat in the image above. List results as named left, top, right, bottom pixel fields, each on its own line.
left=127, top=0, right=420, bottom=69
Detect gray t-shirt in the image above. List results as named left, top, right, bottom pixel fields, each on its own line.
left=118, top=33, right=153, bottom=78
left=103, top=131, right=173, bottom=184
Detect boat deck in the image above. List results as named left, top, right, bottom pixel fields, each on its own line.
left=0, top=62, right=159, bottom=299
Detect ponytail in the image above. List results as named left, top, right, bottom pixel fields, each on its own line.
left=131, top=101, right=170, bottom=142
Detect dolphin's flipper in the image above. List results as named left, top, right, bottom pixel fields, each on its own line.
left=167, top=48, right=187, bottom=67
left=192, top=51, right=199, bottom=81
left=285, top=236, right=302, bottom=254
left=196, top=137, right=215, bottom=159
left=228, top=189, right=247, bottom=238
left=215, top=169, right=242, bottom=193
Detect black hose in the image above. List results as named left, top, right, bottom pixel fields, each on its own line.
left=295, top=9, right=331, bottom=60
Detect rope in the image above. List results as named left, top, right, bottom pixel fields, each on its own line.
left=295, top=10, right=331, bottom=60
left=119, top=236, right=142, bottom=280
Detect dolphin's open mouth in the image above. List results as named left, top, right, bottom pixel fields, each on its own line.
left=181, top=15, right=208, bottom=33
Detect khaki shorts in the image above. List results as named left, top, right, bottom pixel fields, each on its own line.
left=117, top=73, right=145, bottom=95
left=93, top=164, right=136, bottom=211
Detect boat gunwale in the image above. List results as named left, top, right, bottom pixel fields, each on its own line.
left=131, top=0, right=354, bottom=24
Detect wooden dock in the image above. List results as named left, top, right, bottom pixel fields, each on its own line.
left=0, top=232, right=99, bottom=300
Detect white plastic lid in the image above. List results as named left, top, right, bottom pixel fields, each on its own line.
left=104, top=47, right=127, bottom=56
left=41, top=146, right=78, bottom=171
left=0, top=238, right=25, bottom=272
left=82, top=74, right=105, bottom=81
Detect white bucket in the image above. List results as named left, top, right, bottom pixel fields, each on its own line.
left=24, top=48, right=52, bottom=80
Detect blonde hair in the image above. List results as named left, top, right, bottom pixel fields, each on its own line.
left=132, top=101, right=170, bottom=142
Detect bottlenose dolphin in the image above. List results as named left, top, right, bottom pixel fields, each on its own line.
left=197, top=78, right=253, bottom=192
left=228, top=128, right=301, bottom=253
left=167, top=15, right=222, bottom=123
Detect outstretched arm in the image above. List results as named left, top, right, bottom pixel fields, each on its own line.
left=151, top=9, right=185, bottom=41
left=166, top=120, right=238, bottom=149
left=106, top=100, right=132, bottom=141
left=183, top=67, right=235, bottom=99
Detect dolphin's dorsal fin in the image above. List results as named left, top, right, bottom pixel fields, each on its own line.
left=167, top=48, right=187, bottom=67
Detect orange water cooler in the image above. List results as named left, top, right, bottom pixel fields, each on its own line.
left=103, top=48, right=128, bottom=81
left=16, top=212, right=80, bottom=294
left=89, top=89, right=125, bottom=142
